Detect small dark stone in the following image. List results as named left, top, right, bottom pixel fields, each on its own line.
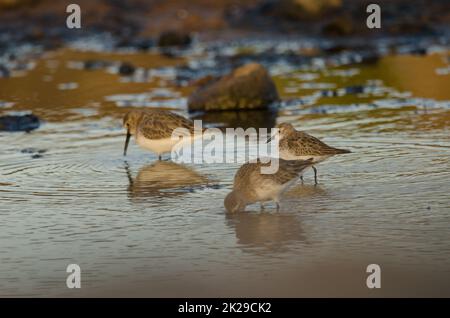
left=359, top=52, right=380, bottom=64
left=21, top=148, right=37, bottom=154
left=0, top=114, right=40, bottom=132
left=345, top=85, right=365, bottom=95
left=118, top=62, right=135, bottom=76
left=160, top=49, right=178, bottom=59
left=157, top=31, right=191, bottom=48
left=412, top=48, right=427, bottom=55
left=116, top=38, right=154, bottom=50
left=21, top=148, right=47, bottom=154
left=31, top=154, right=43, bottom=159
left=322, top=17, right=354, bottom=36
left=321, top=90, right=337, bottom=97
left=0, top=64, right=9, bottom=78
left=322, top=45, right=349, bottom=54
left=84, top=60, right=112, bottom=71
left=397, top=47, right=427, bottom=56
left=135, top=39, right=154, bottom=51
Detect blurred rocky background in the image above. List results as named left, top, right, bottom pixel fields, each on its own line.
left=0, top=0, right=449, bottom=49
left=1, top=0, right=449, bottom=130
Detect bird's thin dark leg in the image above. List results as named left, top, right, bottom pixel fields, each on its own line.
left=312, top=166, right=318, bottom=185
left=275, top=202, right=280, bottom=212
left=158, top=155, right=162, bottom=161
left=260, top=203, right=265, bottom=211
left=300, top=175, right=304, bottom=184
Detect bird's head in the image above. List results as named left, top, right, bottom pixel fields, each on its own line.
left=123, top=110, right=144, bottom=135
left=267, top=122, right=295, bottom=143
left=224, top=191, right=246, bottom=213
left=123, top=110, right=144, bottom=156
left=276, top=122, right=296, bottom=138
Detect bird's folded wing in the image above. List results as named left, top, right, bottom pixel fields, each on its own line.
left=140, top=112, right=194, bottom=139
left=287, top=133, right=344, bottom=155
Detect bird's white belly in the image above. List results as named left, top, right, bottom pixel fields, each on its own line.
left=255, top=183, right=282, bottom=202
left=136, top=132, right=203, bottom=156
left=255, top=179, right=295, bottom=202
left=136, top=135, right=179, bottom=155
left=279, top=150, right=331, bottom=163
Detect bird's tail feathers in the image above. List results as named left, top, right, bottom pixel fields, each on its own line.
left=333, top=148, right=351, bottom=154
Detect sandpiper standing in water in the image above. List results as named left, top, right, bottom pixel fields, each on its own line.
left=224, top=158, right=313, bottom=213
left=123, top=109, right=199, bottom=160
left=268, top=123, right=351, bottom=184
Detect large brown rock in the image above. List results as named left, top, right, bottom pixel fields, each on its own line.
left=188, top=63, right=279, bottom=112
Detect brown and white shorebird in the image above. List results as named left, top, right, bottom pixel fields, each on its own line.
left=269, top=123, right=351, bottom=184
left=123, top=109, right=199, bottom=160
left=224, top=158, right=313, bottom=213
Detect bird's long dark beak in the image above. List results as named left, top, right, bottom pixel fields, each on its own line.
left=124, top=129, right=131, bottom=156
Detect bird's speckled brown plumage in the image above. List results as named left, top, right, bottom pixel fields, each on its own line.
left=124, top=109, right=195, bottom=139
left=224, top=158, right=313, bottom=212
left=277, top=123, right=350, bottom=156
left=274, top=122, right=351, bottom=184
left=233, top=159, right=313, bottom=192
left=122, top=109, right=199, bottom=159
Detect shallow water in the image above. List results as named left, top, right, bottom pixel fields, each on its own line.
left=1, top=40, right=450, bottom=296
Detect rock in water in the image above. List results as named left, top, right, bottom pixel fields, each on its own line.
left=157, top=31, right=191, bottom=47
left=84, top=60, right=112, bottom=71
left=119, top=62, right=135, bottom=76
left=188, top=63, right=279, bottom=112
left=0, top=64, right=9, bottom=78
left=0, top=114, right=40, bottom=132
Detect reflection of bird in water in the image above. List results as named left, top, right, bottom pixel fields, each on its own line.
left=282, top=184, right=331, bottom=214
left=122, top=109, right=202, bottom=160
left=125, top=161, right=210, bottom=200
left=269, top=123, right=351, bottom=184
left=284, top=184, right=328, bottom=199
left=224, top=158, right=313, bottom=213
left=225, top=212, right=307, bottom=254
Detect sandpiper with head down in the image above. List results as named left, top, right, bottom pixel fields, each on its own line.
left=123, top=109, right=199, bottom=160
left=269, top=123, right=351, bottom=184
left=224, top=158, right=313, bottom=213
